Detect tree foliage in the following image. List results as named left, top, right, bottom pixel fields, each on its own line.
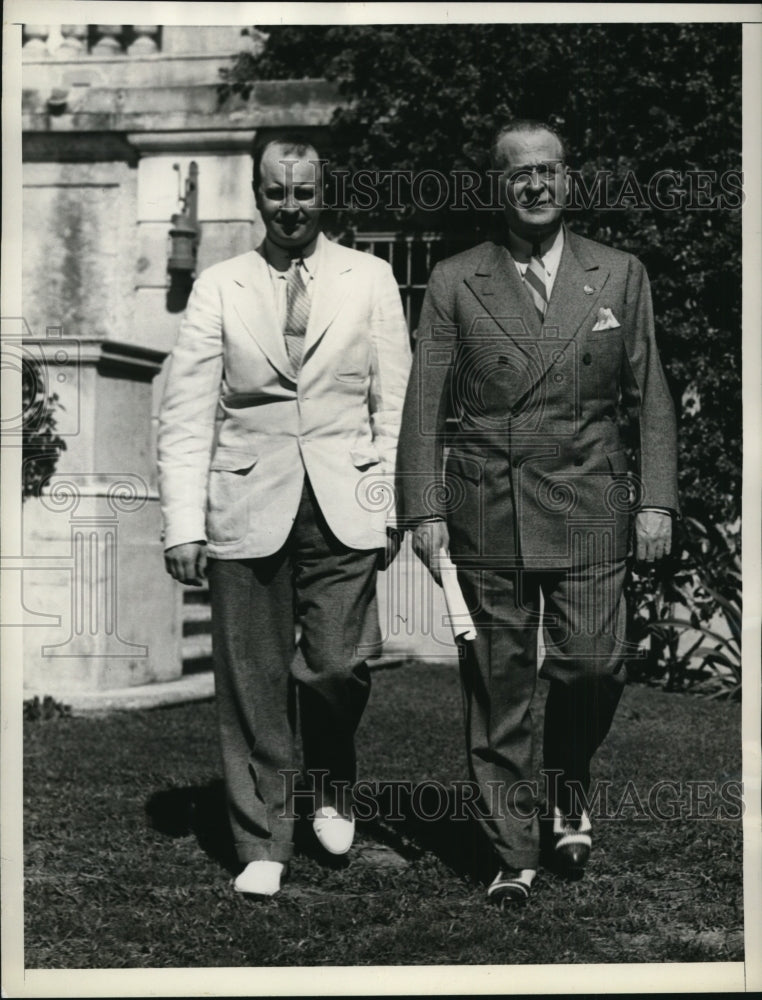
left=221, top=23, right=742, bottom=528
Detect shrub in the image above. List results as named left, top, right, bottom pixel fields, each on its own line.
left=23, top=695, right=72, bottom=721
left=22, top=356, right=66, bottom=500
left=628, top=519, right=741, bottom=699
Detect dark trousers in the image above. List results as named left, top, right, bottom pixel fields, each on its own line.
left=208, top=478, right=381, bottom=864
left=456, top=558, right=628, bottom=871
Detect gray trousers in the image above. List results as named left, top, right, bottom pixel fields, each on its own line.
left=456, top=558, right=628, bottom=871
left=208, top=478, right=381, bottom=864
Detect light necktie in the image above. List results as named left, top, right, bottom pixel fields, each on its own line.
left=284, top=259, right=310, bottom=371
left=524, top=245, right=548, bottom=322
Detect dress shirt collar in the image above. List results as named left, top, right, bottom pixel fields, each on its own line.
left=262, top=234, right=321, bottom=278
left=507, top=226, right=564, bottom=270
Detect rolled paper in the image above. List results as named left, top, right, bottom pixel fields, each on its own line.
left=438, top=548, right=477, bottom=641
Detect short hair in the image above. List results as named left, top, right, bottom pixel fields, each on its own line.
left=490, top=119, right=568, bottom=170
left=251, top=131, right=323, bottom=191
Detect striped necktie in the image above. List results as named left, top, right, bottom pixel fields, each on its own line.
left=524, top=246, right=548, bottom=322
left=284, top=258, right=310, bottom=372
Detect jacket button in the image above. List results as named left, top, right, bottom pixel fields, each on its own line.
left=512, top=457, right=521, bottom=468
left=574, top=457, right=584, bottom=467
left=583, top=353, right=592, bottom=365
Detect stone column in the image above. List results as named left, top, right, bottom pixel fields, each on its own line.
left=19, top=337, right=182, bottom=696
left=20, top=158, right=183, bottom=697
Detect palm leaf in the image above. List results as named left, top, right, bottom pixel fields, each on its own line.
left=687, top=646, right=740, bottom=671
left=649, top=618, right=732, bottom=646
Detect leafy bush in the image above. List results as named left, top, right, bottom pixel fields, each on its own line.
left=627, top=518, right=741, bottom=699
left=23, top=695, right=72, bottom=721
left=22, top=356, right=66, bottom=500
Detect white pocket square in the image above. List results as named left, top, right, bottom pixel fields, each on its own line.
left=592, top=306, right=621, bottom=331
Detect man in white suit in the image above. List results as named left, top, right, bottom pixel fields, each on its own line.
left=158, top=133, right=411, bottom=896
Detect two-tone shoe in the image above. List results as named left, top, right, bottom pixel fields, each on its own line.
left=486, top=867, right=536, bottom=907
left=552, top=806, right=592, bottom=877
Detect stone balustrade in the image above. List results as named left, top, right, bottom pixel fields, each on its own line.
left=22, top=25, right=162, bottom=58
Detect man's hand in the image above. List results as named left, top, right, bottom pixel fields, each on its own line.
left=412, top=519, right=450, bottom=586
left=634, top=510, right=672, bottom=563
left=379, top=527, right=403, bottom=571
left=164, top=541, right=208, bottom=586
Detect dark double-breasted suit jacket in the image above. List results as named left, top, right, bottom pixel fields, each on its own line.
left=397, top=227, right=679, bottom=571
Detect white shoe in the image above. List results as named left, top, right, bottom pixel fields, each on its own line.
left=233, top=860, right=284, bottom=896
left=313, top=806, right=355, bottom=855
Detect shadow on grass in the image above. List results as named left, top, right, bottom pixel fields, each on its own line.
left=145, top=781, right=238, bottom=875
left=356, top=784, right=497, bottom=886
left=144, top=778, right=496, bottom=883
left=145, top=780, right=358, bottom=875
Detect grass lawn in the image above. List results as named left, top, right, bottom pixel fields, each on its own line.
left=23, top=661, right=743, bottom=968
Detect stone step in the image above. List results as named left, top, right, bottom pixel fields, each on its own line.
left=178, top=536, right=462, bottom=674
left=182, top=586, right=211, bottom=673
left=182, top=632, right=212, bottom=661
left=183, top=599, right=212, bottom=623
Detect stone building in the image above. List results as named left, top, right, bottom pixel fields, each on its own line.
left=17, top=23, right=457, bottom=709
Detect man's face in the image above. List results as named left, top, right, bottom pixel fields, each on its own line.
left=496, top=129, right=569, bottom=242
left=254, top=142, right=322, bottom=251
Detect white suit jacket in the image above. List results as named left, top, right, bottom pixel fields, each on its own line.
left=158, top=233, right=411, bottom=558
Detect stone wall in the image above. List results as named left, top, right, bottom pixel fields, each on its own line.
left=19, top=23, right=344, bottom=697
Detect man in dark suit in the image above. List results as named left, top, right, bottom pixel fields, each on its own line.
left=397, top=119, right=678, bottom=906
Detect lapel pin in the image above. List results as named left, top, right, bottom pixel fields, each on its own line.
left=583, top=284, right=595, bottom=295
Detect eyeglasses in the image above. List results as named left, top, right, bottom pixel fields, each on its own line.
left=503, top=161, right=566, bottom=187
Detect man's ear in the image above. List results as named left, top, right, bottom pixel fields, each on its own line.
left=562, top=165, right=571, bottom=202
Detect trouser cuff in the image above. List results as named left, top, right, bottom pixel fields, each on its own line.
left=237, top=841, right=293, bottom=864
left=494, top=849, right=539, bottom=872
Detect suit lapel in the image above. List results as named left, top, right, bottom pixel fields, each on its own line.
left=543, top=227, right=611, bottom=338
left=229, top=250, right=293, bottom=379
left=525, top=227, right=612, bottom=389
left=464, top=243, right=540, bottom=357
left=303, top=234, right=353, bottom=359
left=465, top=228, right=613, bottom=404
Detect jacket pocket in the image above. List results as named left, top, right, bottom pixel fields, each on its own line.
left=209, top=448, right=258, bottom=472
left=587, top=327, right=624, bottom=345
left=207, top=449, right=258, bottom=543
left=351, top=447, right=381, bottom=470
left=445, top=449, right=485, bottom=486
left=605, top=449, right=628, bottom=475
left=335, top=341, right=371, bottom=381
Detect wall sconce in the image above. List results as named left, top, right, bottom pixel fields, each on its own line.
left=168, top=161, right=199, bottom=276
left=47, top=87, right=69, bottom=115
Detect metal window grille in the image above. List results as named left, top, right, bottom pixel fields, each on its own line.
left=343, top=231, right=474, bottom=337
